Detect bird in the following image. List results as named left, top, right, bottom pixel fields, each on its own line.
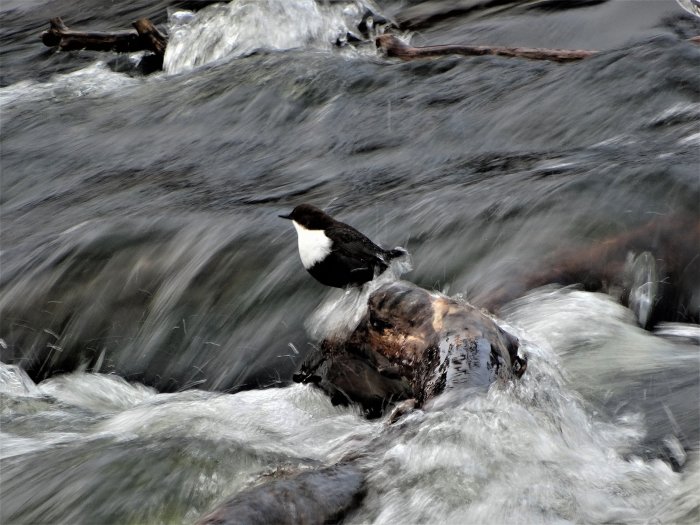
left=280, top=203, right=406, bottom=288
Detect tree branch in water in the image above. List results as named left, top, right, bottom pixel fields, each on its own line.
left=41, top=17, right=167, bottom=57
left=376, top=34, right=595, bottom=62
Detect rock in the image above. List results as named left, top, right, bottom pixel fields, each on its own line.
left=387, top=398, right=417, bottom=424
left=295, top=281, right=526, bottom=417
left=477, top=214, right=700, bottom=328
left=196, top=464, right=365, bottom=525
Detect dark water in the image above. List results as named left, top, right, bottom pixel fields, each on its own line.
left=1, top=0, right=699, bottom=523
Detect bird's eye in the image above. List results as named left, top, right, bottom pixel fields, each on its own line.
left=370, top=314, right=392, bottom=331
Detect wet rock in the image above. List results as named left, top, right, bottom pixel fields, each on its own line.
left=357, top=8, right=393, bottom=38
left=196, top=464, right=365, bottom=525
left=387, top=398, right=417, bottom=424
left=295, top=281, right=526, bottom=417
left=478, top=214, right=700, bottom=328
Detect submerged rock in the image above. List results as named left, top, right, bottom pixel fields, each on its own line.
left=196, top=464, right=365, bottom=525
left=477, top=214, right=700, bottom=328
left=294, top=281, right=526, bottom=417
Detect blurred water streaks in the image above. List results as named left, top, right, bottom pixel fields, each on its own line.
left=0, top=0, right=699, bottom=523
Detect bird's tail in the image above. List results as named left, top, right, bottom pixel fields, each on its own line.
left=382, top=246, right=411, bottom=278
left=386, top=247, right=408, bottom=260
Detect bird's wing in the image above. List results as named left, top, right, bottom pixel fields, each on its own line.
left=325, top=225, right=389, bottom=270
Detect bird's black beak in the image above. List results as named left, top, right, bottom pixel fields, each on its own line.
left=278, top=213, right=292, bottom=220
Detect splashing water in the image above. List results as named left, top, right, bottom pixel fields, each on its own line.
left=0, top=62, right=140, bottom=106
left=677, top=0, right=700, bottom=18
left=2, top=1, right=699, bottom=522
left=501, top=287, right=700, bottom=466
left=2, top=284, right=699, bottom=524
left=350, top=319, right=699, bottom=525
left=0, top=368, right=378, bottom=523
left=164, top=0, right=372, bottom=74
left=305, top=255, right=413, bottom=341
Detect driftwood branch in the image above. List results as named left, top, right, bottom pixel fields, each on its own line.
left=376, top=34, right=595, bottom=62
left=38, top=13, right=700, bottom=72
left=132, top=19, right=168, bottom=55
left=41, top=17, right=167, bottom=57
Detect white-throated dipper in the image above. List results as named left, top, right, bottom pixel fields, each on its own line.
left=280, top=203, right=406, bottom=288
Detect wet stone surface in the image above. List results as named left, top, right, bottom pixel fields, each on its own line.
left=295, top=281, right=526, bottom=417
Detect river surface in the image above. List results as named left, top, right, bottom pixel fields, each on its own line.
left=1, top=0, right=699, bottom=523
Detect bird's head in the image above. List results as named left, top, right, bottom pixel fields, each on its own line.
left=279, top=204, right=335, bottom=230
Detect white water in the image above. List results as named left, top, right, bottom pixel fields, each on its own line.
left=502, top=287, right=700, bottom=408
left=0, top=0, right=379, bottom=107
left=164, top=0, right=375, bottom=74
left=349, top=289, right=700, bottom=523
left=676, top=0, right=700, bottom=18
left=2, top=1, right=698, bottom=519
left=0, top=61, right=140, bottom=107
left=305, top=256, right=413, bottom=340
left=2, top=288, right=698, bottom=524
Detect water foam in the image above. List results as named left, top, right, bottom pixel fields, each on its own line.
left=164, top=0, right=371, bottom=74
left=0, top=62, right=139, bottom=107
left=304, top=254, right=412, bottom=341
left=350, top=322, right=698, bottom=524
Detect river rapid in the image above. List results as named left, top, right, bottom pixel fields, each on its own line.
left=1, top=0, right=699, bottom=523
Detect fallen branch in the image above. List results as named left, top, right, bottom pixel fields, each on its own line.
left=39, top=14, right=699, bottom=72
left=132, top=18, right=167, bottom=56
left=376, top=33, right=595, bottom=62
left=41, top=17, right=167, bottom=57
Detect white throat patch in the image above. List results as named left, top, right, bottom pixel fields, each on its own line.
left=292, top=221, right=332, bottom=269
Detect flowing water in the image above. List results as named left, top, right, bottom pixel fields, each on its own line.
left=1, top=0, right=699, bottom=523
